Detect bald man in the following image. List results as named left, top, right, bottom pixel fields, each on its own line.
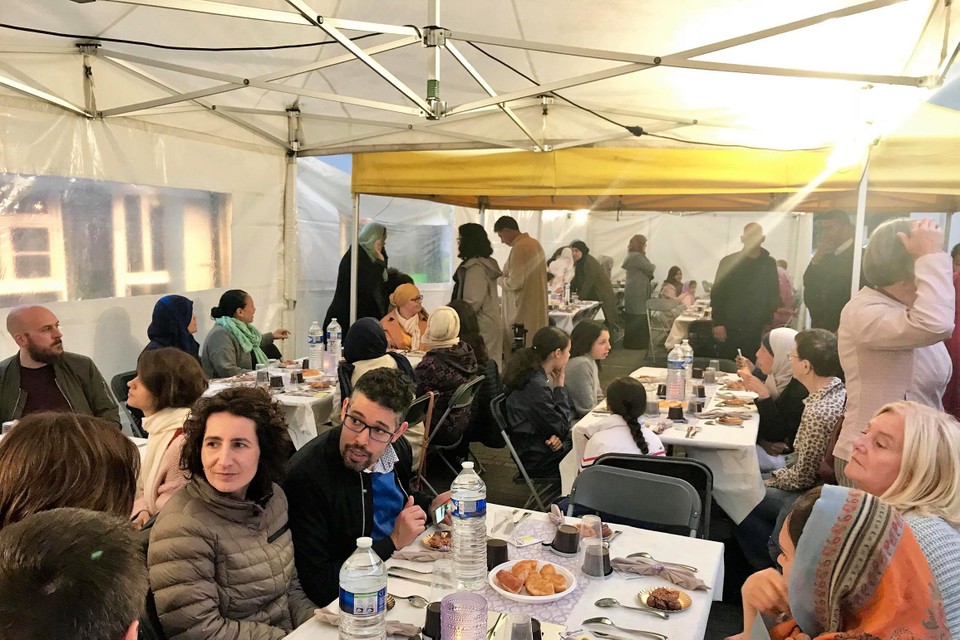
left=710, top=223, right=782, bottom=361
left=0, top=305, right=119, bottom=424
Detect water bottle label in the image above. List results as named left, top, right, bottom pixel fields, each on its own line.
left=452, top=497, right=487, bottom=518
left=339, top=587, right=386, bottom=616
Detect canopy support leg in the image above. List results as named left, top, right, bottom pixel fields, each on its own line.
left=281, top=107, right=302, bottom=355
left=350, top=193, right=361, bottom=326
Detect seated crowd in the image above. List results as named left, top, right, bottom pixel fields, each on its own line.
left=1, top=216, right=960, bottom=640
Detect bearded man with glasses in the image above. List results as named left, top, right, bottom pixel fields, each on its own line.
left=283, top=367, right=451, bottom=606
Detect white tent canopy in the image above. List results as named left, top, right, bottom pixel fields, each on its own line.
left=1, top=1, right=955, bottom=155
left=2, top=0, right=959, bottom=386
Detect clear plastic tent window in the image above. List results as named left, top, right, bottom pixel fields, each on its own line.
left=0, top=173, right=231, bottom=306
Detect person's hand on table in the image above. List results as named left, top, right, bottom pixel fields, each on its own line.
left=390, top=496, right=427, bottom=549
left=429, top=491, right=453, bottom=526
left=742, top=568, right=790, bottom=618
left=713, top=325, right=727, bottom=342
left=737, top=366, right=769, bottom=398
left=759, top=439, right=790, bottom=457
left=272, top=328, right=291, bottom=340
left=545, top=435, right=563, bottom=452
left=898, top=218, right=944, bottom=258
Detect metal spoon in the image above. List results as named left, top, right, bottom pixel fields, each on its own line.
left=389, top=593, right=429, bottom=608
left=583, top=616, right=668, bottom=640
left=627, top=552, right=698, bottom=573
left=594, top=597, right=669, bottom=620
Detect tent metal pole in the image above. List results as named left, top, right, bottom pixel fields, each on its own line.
left=282, top=108, right=302, bottom=355
left=851, top=154, right=871, bottom=300
left=944, top=213, right=954, bottom=252
left=350, top=193, right=361, bottom=325
left=0, top=73, right=86, bottom=116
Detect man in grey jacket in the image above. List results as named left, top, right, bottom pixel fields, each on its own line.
left=0, top=305, right=120, bottom=425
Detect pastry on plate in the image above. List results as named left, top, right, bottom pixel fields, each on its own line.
left=496, top=570, right=523, bottom=594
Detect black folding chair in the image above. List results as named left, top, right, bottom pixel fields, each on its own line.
left=490, top=394, right=560, bottom=511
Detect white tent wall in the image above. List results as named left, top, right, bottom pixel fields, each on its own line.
left=295, top=156, right=476, bottom=340
left=0, top=97, right=287, bottom=384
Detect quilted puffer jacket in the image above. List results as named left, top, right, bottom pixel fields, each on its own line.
left=148, top=478, right=316, bottom=640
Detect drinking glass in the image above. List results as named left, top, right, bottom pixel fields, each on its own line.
left=505, top=614, right=534, bottom=640
left=708, top=359, right=721, bottom=371
left=581, top=538, right=611, bottom=579
left=430, top=559, right=457, bottom=603
left=578, top=514, right=603, bottom=550
left=440, top=592, right=488, bottom=640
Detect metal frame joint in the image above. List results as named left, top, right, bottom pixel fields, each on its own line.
left=423, top=26, right=447, bottom=48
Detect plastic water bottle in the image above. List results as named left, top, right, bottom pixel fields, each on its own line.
left=308, top=321, right=323, bottom=370
left=327, top=317, right=343, bottom=363
left=451, top=461, right=487, bottom=590
left=338, top=537, right=387, bottom=640
left=563, top=282, right=571, bottom=305
left=681, top=339, right=694, bottom=383
left=666, top=343, right=686, bottom=402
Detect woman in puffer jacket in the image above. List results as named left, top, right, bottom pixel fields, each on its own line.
left=148, top=387, right=316, bottom=640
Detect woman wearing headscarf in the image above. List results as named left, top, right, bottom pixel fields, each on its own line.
left=201, top=289, right=289, bottom=378
left=415, top=307, right=478, bottom=447
left=737, top=328, right=808, bottom=469
left=569, top=240, right=620, bottom=339
left=621, top=234, right=655, bottom=350
left=142, top=294, right=200, bottom=362
left=452, top=222, right=505, bottom=368
left=337, top=317, right=416, bottom=399
left=730, top=486, right=950, bottom=640
left=324, top=222, right=389, bottom=336
left=381, top=283, right=429, bottom=350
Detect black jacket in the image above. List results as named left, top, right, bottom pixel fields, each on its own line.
left=415, top=343, right=478, bottom=446
left=323, top=248, right=388, bottom=336
left=711, top=248, right=780, bottom=329
left=505, top=369, right=573, bottom=465
left=755, top=377, right=808, bottom=446
left=802, top=243, right=855, bottom=332
left=282, top=427, right=432, bottom=607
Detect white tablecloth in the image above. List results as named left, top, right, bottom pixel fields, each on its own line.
left=549, top=301, right=602, bottom=334
left=285, top=503, right=724, bottom=640
left=205, top=380, right=334, bottom=449
left=560, top=366, right=764, bottom=524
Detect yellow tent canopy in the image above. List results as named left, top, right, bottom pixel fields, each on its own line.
left=353, top=103, right=960, bottom=213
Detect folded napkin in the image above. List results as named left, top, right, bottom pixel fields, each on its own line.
left=314, top=610, right=421, bottom=636
left=392, top=549, right=447, bottom=562
left=611, top=556, right=709, bottom=590
left=549, top=504, right=565, bottom=527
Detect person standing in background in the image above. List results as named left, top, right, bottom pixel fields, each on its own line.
left=452, top=223, right=505, bottom=367
left=941, top=243, right=960, bottom=419
left=570, top=240, right=622, bottom=343
left=621, top=234, right=655, bottom=350
left=803, top=210, right=855, bottom=332
left=711, top=223, right=781, bottom=361
left=324, top=222, right=389, bottom=336
left=494, top=216, right=548, bottom=348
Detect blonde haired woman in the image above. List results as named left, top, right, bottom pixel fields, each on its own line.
left=740, top=401, right=960, bottom=637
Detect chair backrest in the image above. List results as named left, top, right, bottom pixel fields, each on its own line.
left=701, top=280, right=713, bottom=294
left=405, top=391, right=435, bottom=427
left=646, top=299, right=681, bottom=357
left=569, top=465, right=702, bottom=537
left=423, top=376, right=486, bottom=451
left=592, top=453, right=713, bottom=538
left=111, top=371, right=136, bottom=404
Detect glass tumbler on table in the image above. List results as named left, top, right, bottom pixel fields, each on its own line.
left=504, top=614, right=534, bottom=640
left=440, top=592, right=488, bottom=640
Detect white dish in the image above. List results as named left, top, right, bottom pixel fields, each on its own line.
left=487, top=560, right=577, bottom=603
left=717, top=390, right=759, bottom=401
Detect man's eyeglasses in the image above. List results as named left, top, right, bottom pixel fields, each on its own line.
left=411, top=296, right=424, bottom=303
left=343, top=413, right=396, bottom=443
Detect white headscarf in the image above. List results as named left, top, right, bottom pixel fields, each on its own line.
left=764, top=327, right=798, bottom=399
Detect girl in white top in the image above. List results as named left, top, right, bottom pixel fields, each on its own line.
left=577, top=376, right=666, bottom=470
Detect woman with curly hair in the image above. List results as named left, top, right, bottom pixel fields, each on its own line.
left=148, top=387, right=316, bottom=640
left=452, top=222, right=505, bottom=366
